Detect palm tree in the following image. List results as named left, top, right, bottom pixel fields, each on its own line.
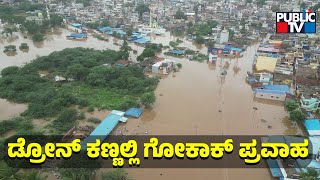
left=300, top=168, right=320, bottom=180
left=0, top=161, right=23, bottom=180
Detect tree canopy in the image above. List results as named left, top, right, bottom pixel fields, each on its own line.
left=0, top=48, right=159, bottom=126
left=135, top=3, right=149, bottom=20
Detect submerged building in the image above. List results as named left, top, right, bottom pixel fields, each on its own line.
left=254, top=85, right=290, bottom=101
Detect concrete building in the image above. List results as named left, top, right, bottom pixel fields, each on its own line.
left=219, top=29, right=229, bottom=44
left=209, top=53, right=217, bottom=63
left=254, top=56, right=278, bottom=72
left=152, top=59, right=176, bottom=74
left=254, top=85, right=290, bottom=101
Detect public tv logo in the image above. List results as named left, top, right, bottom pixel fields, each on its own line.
left=276, top=10, right=316, bottom=33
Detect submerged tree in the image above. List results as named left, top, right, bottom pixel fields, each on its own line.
left=289, top=109, right=306, bottom=123
left=141, top=92, right=156, bottom=108
left=3, top=45, right=17, bottom=53
left=2, top=27, right=17, bottom=37
left=285, top=100, right=299, bottom=111
left=119, top=39, right=130, bottom=60
left=19, top=43, right=29, bottom=51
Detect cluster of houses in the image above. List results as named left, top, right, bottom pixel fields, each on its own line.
left=249, top=35, right=320, bottom=112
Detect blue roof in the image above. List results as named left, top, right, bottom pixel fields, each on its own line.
left=307, top=160, right=320, bottom=169
left=266, top=159, right=283, bottom=177
left=304, top=119, right=320, bottom=130
left=304, top=54, right=312, bottom=59
left=67, top=33, right=86, bottom=38
left=224, top=45, right=232, bottom=51
left=170, top=49, right=185, bottom=55
left=231, top=47, right=242, bottom=52
left=255, top=85, right=290, bottom=95
left=98, top=26, right=112, bottom=32
left=71, top=23, right=82, bottom=28
left=134, top=38, right=150, bottom=44
left=125, top=108, right=144, bottom=118
left=81, top=113, right=121, bottom=149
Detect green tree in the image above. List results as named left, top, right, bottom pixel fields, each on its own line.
left=19, top=43, right=29, bottom=50
left=229, top=29, right=235, bottom=40
left=135, top=3, right=149, bottom=21
left=256, top=0, right=266, bottom=7
left=102, top=169, right=131, bottom=180
left=289, top=109, right=306, bottom=123
left=299, top=168, right=319, bottom=180
left=285, top=100, right=299, bottom=111
left=0, top=161, right=23, bottom=180
left=175, top=9, right=186, bottom=19
left=2, top=27, right=17, bottom=36
left=32, top=33, right=44, bottom=42
left=119, top=39, right=130, bottom=60
left=125, top=28, right=133, bottom=37
left=206, top=40, right=215, bottom=49
left=137, top=48, right=156, bottom=61
left=141, top=92, right=156, bottom=108
left=50, top=14, right=63, bottom=27
left=101, top=20, right=110, bottom=27
left=195, top=35, right=205, bottom=44
left=245, top=0, right=253, bottom=4
left=67, top=64, right=89, bottom=81
left=207, top=20, right=218, bottom=29
left=1, top=66, right=19, bottom=76
left=3, top=45, right=17, bottom=53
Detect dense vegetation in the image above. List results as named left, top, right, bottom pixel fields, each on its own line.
left=185, top=20, right=218, bottom=45
left=0, top=48, right=159, bottom=132
left=137, top=43, right=163, bottom=61
left=19, top=43, right=29, bottom=51
left=3, top=45, right=17, bottom=53
left=285, top=100, right=306, bottom=123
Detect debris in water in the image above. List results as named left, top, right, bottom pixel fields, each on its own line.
left=253, top=107, right=258, bottom=110
left=261, top=119, right=267, bottom=123
left=159, top=93, right=163, bottom=96
left=219, top=110, right=222, bottom=112
left=267, top=125, right=272, bottom=129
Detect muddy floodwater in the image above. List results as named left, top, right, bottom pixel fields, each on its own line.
left=0, top=30, right=302, bottom=180
left=0, top=98, right=27, bottom=121
left=122, top=45, right=301, bottom=180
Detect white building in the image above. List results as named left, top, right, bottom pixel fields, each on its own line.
left=219, top=29, right=229, bottom=44
left=152, top=59, right=176, bottom=74
left=209, top=53, right=217, bottom=63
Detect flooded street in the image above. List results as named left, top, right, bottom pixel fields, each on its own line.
left=122, top=44, right=300, bottom=180
left=0, top=30, right=301, bottom=180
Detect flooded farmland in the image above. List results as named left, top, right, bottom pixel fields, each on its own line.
left=0, top=30, right=302, bottom=180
